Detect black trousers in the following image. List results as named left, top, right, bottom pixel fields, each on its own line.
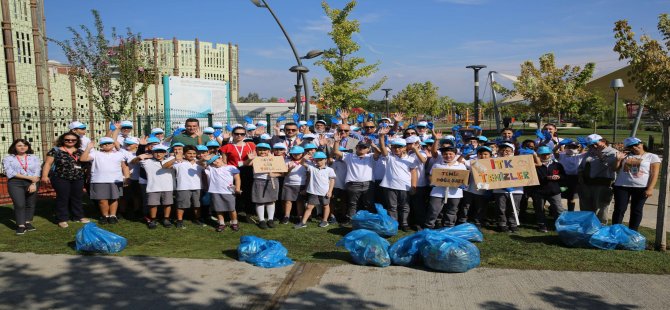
left=612, top=186, right=648, bottom=231
left=8, top=178, right=37, bottom=225
left=51, top=175, right=85, bottom=222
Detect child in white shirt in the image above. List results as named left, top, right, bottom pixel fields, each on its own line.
left=164, top=145, right=204, bottom=228
left=294, top=152, right=336, bottom=229
left=205, top=154, right=241, bottom=232
left=136, top=145, right=175, bottom=229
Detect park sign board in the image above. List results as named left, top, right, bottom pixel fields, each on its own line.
left=469, top=155, right=539, bottom=190
left=430, top=169, right=470, bottom=187
left=252, top=156, right=288, bottom=174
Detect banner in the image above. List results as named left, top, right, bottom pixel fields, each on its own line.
left=469, top=155, right=539, bottom=190
left=430, top=169, right=470, bottom=187
left=252, top=156, right=288, bottom=173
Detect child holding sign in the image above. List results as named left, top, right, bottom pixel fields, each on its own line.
left=531, top=146, right=566, bottom=232
left=426, top=145, right=467, bottom=228
left=492, top=142, right=523, bottom=233
left=246, top=143, right=281, bottom=229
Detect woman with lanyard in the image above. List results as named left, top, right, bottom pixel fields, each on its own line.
left=41, top=132, right=90, bottom=228
left=3, top=139, right=41, bottom=235
left=219, top=125, right=256, bottom=221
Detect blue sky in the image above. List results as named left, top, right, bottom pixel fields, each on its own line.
left=45, top=0, right=668, bottom=103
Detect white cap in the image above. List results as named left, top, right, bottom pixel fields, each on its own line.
left=98, top=137, right=114, bottom=145
left=379, top=118, right=392, bottom=123
left=316, top=120, right=327, bottom=125
left=120, top=120, right=133, bottom=128
left=260, top=133, right=272, bottom=140
left=298, top=121, right=307, bottom=126
left=124, top=137, right=140, bottom=145
left=212, top=122, right=223, bottom=129
left=499, top=142, right=516, bottom=151
left=256, top=120, right=268, bottom=127
left=232, top=123, right=243, bottom=129
left=390, top=138, right=407, bottom=146
left=203, top=127, right=215, bottom=134
left=587, top=134, right=603, bottom=145
left=445, top=135, right=456, bottom=141
left=417, top=121, right=428, bottom=127
left=68, top=121, right=86, bottom=130
left=245, top=124, right=257, bottom=131
left=151, top=128, right=164, bottom=134
left=406, top=136, right=420, bottom=144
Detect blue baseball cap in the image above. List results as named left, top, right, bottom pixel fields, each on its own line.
left=124, top=137, right=139, bottom=145
left=313, top=151, right=327, bottom=159
left=537, top=146, right=553, bottom=155
left=273, top=143, right=287, bottom=150
left=304, top=143, right=318, bottom=150
left=206, top=155, right=220, bottom=165
left=476, top=146, right=493, bottom=154
left=206, top=140, right=220, bottom=147
left=212, top=122, right=223, bottom=129
left=477, top=135, right=488, bottom=143
left=152, top=145, right=168, bottom=152
left=391, top=138, right=407, bottom=147
left=98, top=137, right=114, bottom=145
left=260, top=133, right=272, bottom=140
left=624, top=137, right=642, bottom=147
left=203, top=127, right=215, bottom=134
left=147, top=137, right=161, bottom=144
left=171, top=142, right=185, bottom=148
left=196, top=145, right=208, bottom=152
left=151, top=128, right=164, bottom=134
left=256, top=143, right=271, bottom=149
left=289, top=146, right=305, bottom=154
left=120, top=120, right=133, bottom=128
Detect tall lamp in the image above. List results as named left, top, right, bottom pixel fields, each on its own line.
left=466, top=65, right=487, bottom=126
left=610, top=78, right=624, bottom=143
left=382, top=88, right=392, bottom=117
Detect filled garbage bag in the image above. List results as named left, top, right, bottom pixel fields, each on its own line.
left=589, top=224, right=646, bottom=251
left=75, top=222, right=127, bottom=254
left=420, top=233, right=480, bottom=273
left=336, top=229, right=391, bottom=267
left=436, top=223, right=484, bottom=242
left=237, top=236, right=294, bottom=268
left=389, top=230, right=430, bottom=266
left=555, top=211, right=602, bottom=248
left=352, top=204, right=398, bottom=237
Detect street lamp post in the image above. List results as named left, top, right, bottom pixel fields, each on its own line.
left=300, top=50, right=323, bottom=119
left=290, top=65, right=309, bottom=119
left=466, top=65, right=487, bottom=126
left=382, top=88, right=392, bottom=117
left=611, top=78, right=624, bottom=143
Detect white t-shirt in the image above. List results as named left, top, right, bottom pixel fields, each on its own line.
left=558, top=152, right=586, bottom=176
left=410, top=151, right=428, bottom=187
left=331, top=159, right=347, bottom=190
left=429, top=162, right=467, bottom=198
left=380, top=154, right=418, bottom=191
left=284, top=158, right=307, bottom=186
left=614, top=152, right=661, bottom=188
left=306, top=165, right=336, bottom=196
left=205, top=165, right=240, bottom=194
left=173, top=161, right=204, bottom=191
left=79, top=136, right=91, bottom=151
left=122, top=150, right=141, bottom=181
left=89, top=150, right=126, bottom=183
left=141, top=157, right=175, bottom=193
left=373, top=155, right=387, bottom=181
left=343, top=153, right=375, bottom=183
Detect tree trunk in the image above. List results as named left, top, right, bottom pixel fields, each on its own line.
left=655, top=120, right=670, bottom=251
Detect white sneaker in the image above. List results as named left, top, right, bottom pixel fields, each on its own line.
left=58, top=222, right=69, bottom=228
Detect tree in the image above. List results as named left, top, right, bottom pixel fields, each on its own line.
left=238, top=92, right=262, bottom=103
left=391, top=81, right=450, bottom=118
left=498, top=53, right=595, bottom=127
left=311, top=0, right=387, bottom=109
left=614, top=14, right=670, bottom=251
left=52, top=10, right=153, bottom=121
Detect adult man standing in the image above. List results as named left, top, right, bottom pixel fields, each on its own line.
left=578, top=134, right=619, bottom=224
left=271, top=122, right=301, bottom=150
left=171, top=118, right=210, bottom=146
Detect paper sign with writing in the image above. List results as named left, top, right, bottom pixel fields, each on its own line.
left=252, top=156, right=288, bottom=173
left=430, top=169, right=470, bottom=187
left=469, top=155, right=539, bottom=190
left=344, top=137, right=360, bottom=150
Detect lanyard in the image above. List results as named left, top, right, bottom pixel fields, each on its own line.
left=15, top=155, right=28, bottom=172
left=60, top=147, right=79, bottom=162
left=234, top=143, right=247, bottom=160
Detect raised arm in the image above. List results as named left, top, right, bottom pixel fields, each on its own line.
left=378, top=126, right=390, bottom=157
left=79, top=143, right=95, bottom=162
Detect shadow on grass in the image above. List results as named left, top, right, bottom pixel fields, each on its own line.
left=311, top=251, right=351, bottom=263
left=221, top=249, right=238, bottom=260
left=0, top=206, right=16, bottom=230
left=509, top=234, right=564, bottom=246
left=326, top=226, right=351, bottom=236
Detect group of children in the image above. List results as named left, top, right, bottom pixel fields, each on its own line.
left=74, top=115, right=602, bottom=235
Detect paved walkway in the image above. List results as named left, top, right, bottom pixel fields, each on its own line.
left=0, top=252, right=668, bottom=309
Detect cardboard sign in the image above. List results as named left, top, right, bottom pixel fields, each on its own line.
left=252, top=156, right=288, bottom=173
left=430, top=169, right=470, bottom=187
left=344, top=137, right=360, bottom=150
left=469, top=155, right=539, bottom=190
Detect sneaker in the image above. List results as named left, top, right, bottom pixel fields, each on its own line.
left=231, top=224, right=240, bottom=232
left=509, top=226, right=519, bottom=233
left=15, top=226, right=26, bottom=235
left=328, top=215, right=337, bottom=224
left=98, top=216, right=109, bottom=224
left=192, top=219, right=206, bottom=227
left=162, top=219, right=172, bottom=228
left=339, top=220, right=352, bottom=227
left=280, top=217, right=290, bottom=224
left=294, top=222, right=307, bottom=229
left=175, top=220, right=185, bottom=229
left=267, top=219, right=275, bottom=228
left=108, top=216, right=119, bottom=224
left=147, top=220, right=157, bottom=229
left=537, top=224, right=548, bottom=233
left=24, top=223, right=36, bottom=231
left=258, top=220, right=268, bottom=229
left=318, top=221, right=329, bottom=228
left=400, top=225, right=410, bottom=232
left=78, top=218, right=90, bottom=223
left=216, top=224, right=226, bottom=232
left=498, top=225, right=509, bottom=233
left=58, top=221, right=69, bottom=228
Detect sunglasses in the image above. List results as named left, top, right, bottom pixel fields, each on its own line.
left=233, top=132, right=246, bottom=136
left=285, top=129, right=298, bottom=132
left=391, top=145, right=405, bottom=148
left=100, top=143, right=113, bottom=146
left=364, top=126, right=375, bottom=129
left=64, top=139, right=78, bottom=142
left=338, top=130, right=350, bottom=133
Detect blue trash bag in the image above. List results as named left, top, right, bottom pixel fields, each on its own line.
left=336, top=229, right=391, bottom=267
left=351, top=204, right=399, bottom=237
left=419, top=233, right=480, bottom=273
left=389, top=230, right=430, bottom=266
left=589, top=224, right=647, bottom=251
left=435, top=223, right=484, bottom=242
left=555, top=211, right=602, bottom=248
left=75, top=223, right=127, bottom=254
left=237, top=236, right=294, bottom=268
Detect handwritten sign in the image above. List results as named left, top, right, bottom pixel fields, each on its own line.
left=252, top=156, right=288, bottom=173
left=430, top=169, right=470, bottom=187
left=344, top=137, right=360, bottom=150
left=469, top=155, right=539, bottom=190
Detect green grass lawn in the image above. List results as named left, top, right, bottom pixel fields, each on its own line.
left=1, top=202, right=669, bottom=274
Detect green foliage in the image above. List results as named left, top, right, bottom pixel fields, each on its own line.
left=311, top=0, right=387, bottom=109
left=51, top=10, right=153, bottom=120
left=238, top=92, right=262, bottom=103
left=391, top=81, right=452, bottom=117
left=614, top=15, right=670, bottom=121
left=498, top=53, right=595, bottom=125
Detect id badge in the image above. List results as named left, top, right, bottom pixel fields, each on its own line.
left=74, top=165, right=82, bottom=169
left=238, top=161, right=244, bottom=167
